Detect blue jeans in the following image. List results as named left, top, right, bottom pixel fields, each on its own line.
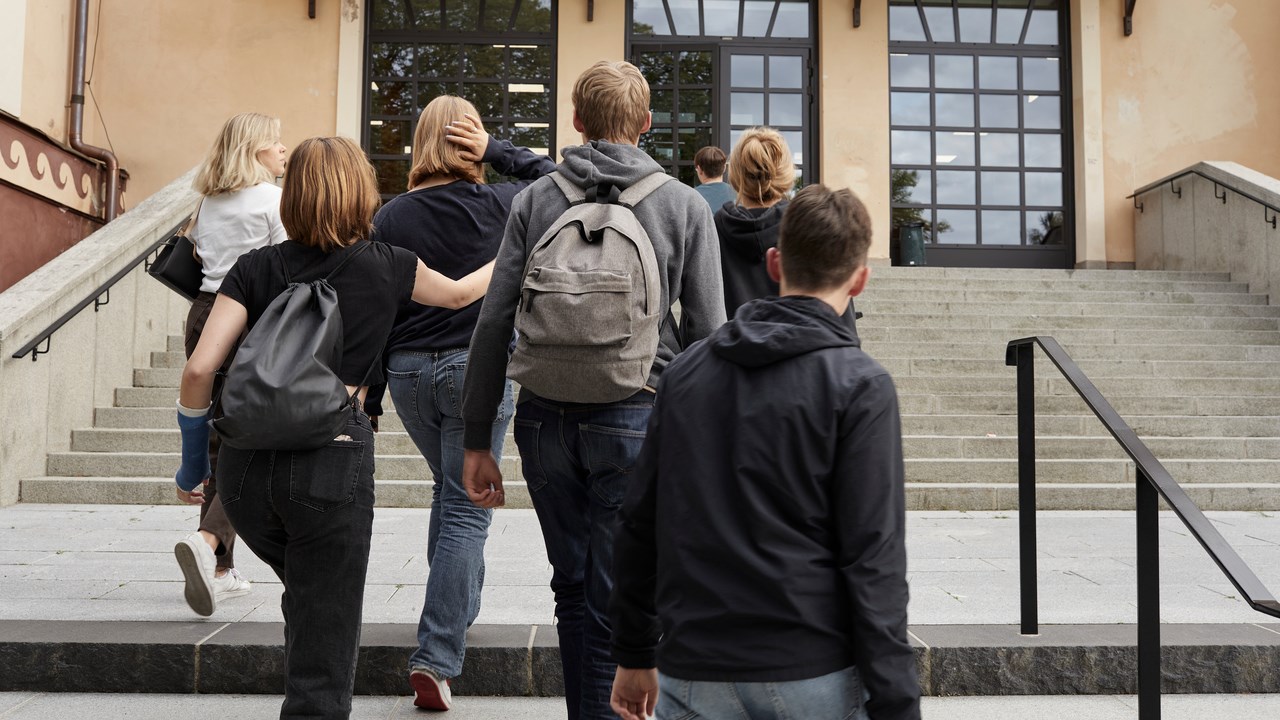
left=656, top=667, right=871, bottom=720
left=217, top=405, right=376, bottom=719
left=387, top=349, right=513, bottom=679
left=514, top=391, right=656, bottom=720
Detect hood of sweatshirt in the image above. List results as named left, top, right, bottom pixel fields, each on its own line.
left=559, top=140, right=666, bottom=190
left=714, top=201, right=788, bottom=263
left=710, top=295, right=859, bottom=369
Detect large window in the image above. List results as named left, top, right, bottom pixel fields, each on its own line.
left=629, top=0, right=815, bottom=187
left=365, top=0, right=556, bottom=198
left=889, top=0, right=1071, bottom=267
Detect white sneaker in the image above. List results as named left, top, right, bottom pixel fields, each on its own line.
left=410, top=667, right=453, bottom=710
left=174, top=532, right=217, bottom=617
left=212, top=567, right=252, bottom=601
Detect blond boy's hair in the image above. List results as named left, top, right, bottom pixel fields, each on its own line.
left=571, top=61, right=650, bottom=143
left=408, top=95, right=486, bottom=189
left=279, top=137, right=379, bottom=253
left=193, top=112, right=281, bottom=196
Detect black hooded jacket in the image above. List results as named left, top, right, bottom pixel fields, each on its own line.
left=611, top=295, right=920, bottom=720
left=714, top=200, right=788, bottom=316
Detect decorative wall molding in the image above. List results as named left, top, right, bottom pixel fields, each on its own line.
left=0, top=114, right=102, bottom=218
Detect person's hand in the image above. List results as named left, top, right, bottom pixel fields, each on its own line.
left=462, top=449, right=505, bottom=508
left=176, top=484, right=205, bottom=505
left=611, top=667, right=659, bottom=720
left=444, top=114, right=490, bottom=162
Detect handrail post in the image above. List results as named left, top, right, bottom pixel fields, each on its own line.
left=1016, top=342, right=1038, bottom=635
left=1136, top=467, right=1161, bottom=719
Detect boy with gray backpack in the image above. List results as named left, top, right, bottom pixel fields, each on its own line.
left=460, top=60, right=726, bottom=720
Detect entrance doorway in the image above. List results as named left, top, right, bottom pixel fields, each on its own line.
left=628, top=1, right=816, bottom=188
left=889, top=0, right=1073, bottom=268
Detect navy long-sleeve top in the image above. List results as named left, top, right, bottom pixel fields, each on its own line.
left=364, top=138, right=556, bottom=415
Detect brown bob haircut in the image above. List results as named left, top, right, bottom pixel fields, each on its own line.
left=572, top=61, right=650, bottom=143
left=777, top=184, right=873, bottom=292
left=280, top=137, right=379, bottom=253
left=408, top=95, right=486, bottom=189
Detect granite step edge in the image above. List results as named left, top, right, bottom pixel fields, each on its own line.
left=3, top=621, right=1280, bottom=697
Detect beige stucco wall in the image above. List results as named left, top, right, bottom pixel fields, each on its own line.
left=17, top=1, right=344, bottom=205
left=554, top=0, right=627, bottom=156
left=818, top=0, right=891, bottom=260
left=1099, top=0, right=1280, bottom=264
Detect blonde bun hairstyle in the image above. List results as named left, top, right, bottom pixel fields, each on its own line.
left=727, top=127, right=796, bottom=206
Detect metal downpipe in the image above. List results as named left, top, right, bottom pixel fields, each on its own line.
left=69, top=0, right=120, bottom=222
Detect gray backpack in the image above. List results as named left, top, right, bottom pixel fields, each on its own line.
left=507, top=171, right=674, bottom=403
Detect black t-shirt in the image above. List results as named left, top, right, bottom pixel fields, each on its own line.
left=218, top=239, right=417, bottom=386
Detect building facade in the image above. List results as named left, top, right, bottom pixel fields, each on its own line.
left=4, top=0, right=1280, bottom=285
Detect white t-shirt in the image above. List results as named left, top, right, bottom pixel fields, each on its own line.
left=191, top=182, right=286, bottom=294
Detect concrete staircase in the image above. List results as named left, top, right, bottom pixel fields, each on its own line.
left=22, top=266, right=1280, bottom=510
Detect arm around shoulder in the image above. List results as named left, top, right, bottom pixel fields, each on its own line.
left=410, top=258, right=493, bottom=309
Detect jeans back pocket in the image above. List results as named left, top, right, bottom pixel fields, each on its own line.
left=288, top=438, right=369, bottom=512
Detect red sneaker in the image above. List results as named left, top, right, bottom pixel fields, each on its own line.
left=410, top=668, right=453, bottom=711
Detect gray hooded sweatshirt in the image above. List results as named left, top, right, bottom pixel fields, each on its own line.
left=461, top=141, right=727, bottom=450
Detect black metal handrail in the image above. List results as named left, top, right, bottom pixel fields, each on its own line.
left=10, top=220, right=185, bottom=362
left=1127, top=168, right=1280, bottom=229
left=1006, top=336, right=1280, bottom=720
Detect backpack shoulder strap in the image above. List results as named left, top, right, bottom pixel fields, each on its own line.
left=617, top=172, right=676, bottom=209
left=549, top=172, right=587, bottom=205
left=323, top=240, right=372, bottom=282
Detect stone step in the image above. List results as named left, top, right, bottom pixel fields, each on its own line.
left=71, top=427, right=1280, bottom=461
left=95, top=406, right=412, bottom=431
left=901, top=414, right=1280, bottom=437
left=71, top=427, right=520, bottom=456
left=863, top=341, right=1280, bottom=362
left=865, top=277, right=1251, bottom=294
left=881, top=358, right=1280, bottom=379
left=901, top=436, right=1280, bottom=460
left=859, top=288, right=1269, bottom=305
left=46, top=452, right=523, bottom=481
left=909, top=393, right=1280, bottom=417
left=19, top=477, right=1280, bottom=511
left=858, top=327, right=1280, bottom=345
left=43, top=451, right=1280, bottom=485
left=862, top=313, right=1279, bottom=331
left=892, top=376, right=1280, bottom=396
left=854, top=299, right=1280, bottom=318
left=19, top=477, right=533, bottom=509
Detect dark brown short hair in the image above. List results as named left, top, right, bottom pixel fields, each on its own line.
left=280, top=137, right=379, bottom=252
left=694, top=146, right=727, bottom=177
left=777, top=184, right=872, bottom=292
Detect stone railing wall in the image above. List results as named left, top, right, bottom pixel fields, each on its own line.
left=1134, top=161, right=1280, bottom=296
left=0, top=170, right=197, bottom=505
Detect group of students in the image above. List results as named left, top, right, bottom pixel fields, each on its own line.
left=171, top=59, right=919, bottom=720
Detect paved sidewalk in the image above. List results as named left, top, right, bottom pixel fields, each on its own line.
left=2, top=505, right=1279, bottom=626
left=1, top=691, right=1278, bottom=719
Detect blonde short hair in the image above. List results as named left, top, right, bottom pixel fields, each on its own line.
left=279, top=137, right=379, bottom=253
left=728, top=127, right=796, bottom=206
left=193, top=112, right=281, bottom=196
left=407, top=95, right=486, bottom=189
left=571, top=61, right=650, bottom=143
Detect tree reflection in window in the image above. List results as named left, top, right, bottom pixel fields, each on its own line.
left=366, top=0, right=556, bottom=198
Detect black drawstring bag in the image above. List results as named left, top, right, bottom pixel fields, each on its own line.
left=213, top=242, right=370, bottom=450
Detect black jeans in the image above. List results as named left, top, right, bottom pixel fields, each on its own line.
left=217, top=406, right=375, bottom=720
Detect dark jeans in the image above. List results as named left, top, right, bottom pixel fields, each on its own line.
left=513, top=391, right=656, bottom=720
left=185, top=291, right=239, bottom=570
left=217, top=406, right=375, bottom=720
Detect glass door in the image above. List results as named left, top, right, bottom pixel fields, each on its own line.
left=723, top=47, right=810, bottom=187
left=889, top=0, right=1072, bottom=268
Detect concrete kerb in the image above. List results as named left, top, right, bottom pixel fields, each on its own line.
left=4, top=620, right=1280, bottom=697
left=0, top=169, right=198, bottom=507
